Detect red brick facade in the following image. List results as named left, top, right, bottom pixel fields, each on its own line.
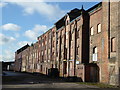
left=14, top=1, right=120, bottom=86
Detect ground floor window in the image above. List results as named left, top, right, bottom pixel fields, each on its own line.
left=92, top=46, right=97, bottom=61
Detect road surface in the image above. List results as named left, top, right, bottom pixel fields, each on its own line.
left=2, top=71, right=118, bottom=89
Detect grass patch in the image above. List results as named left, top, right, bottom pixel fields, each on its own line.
left=77, top=82, right=118, bottom=88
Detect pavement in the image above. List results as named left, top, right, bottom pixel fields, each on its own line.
left=2, top=71, right=119, bottom=89
left=2, top=71, right=30, bottom=76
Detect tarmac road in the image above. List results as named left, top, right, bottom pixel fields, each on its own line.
left=2, top=71, right=118, bottom=89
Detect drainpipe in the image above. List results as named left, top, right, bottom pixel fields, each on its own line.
left=108, top=0, right=110, bottom=59
left=74, top=20, right=77, bottom=76
left=59, top=35, right=61, bottom=74
left=108, top=0, right=111, bottom=84
left=68, top=28, right=71, bottom=77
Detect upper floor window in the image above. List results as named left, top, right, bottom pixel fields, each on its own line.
left=41, top=51, right=43, bottom=55
left=56, top=32, right=58, bottom=38
left=56, top=51, right=58, bottom=57
left=66, top=20, right=69, bottom=25
left=53, top=41, right=55, bottom=47
left=90, top=27, right=94, bottom=35
left=44, top=36, right=46, bottom=41
left=49, top=32, right=51, bottom=38
left=97, top=23, right=101, bottom=33
left=111, top=37, right=116, bottom=52
left=42, top=42, right=43, bottom=47
left=53, top=32, right=55, bottom=37
left=76, top=31, right=79, bottom=38
left=76, top=46, right=79, bottom=55
left=66, top=32, right=68, bottom=39
left=72, top=33, right=74, bottom=41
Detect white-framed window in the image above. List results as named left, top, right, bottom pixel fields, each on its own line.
left=66, top=32, right=68, bottom=39
left=90, top=27, right=94, bottom=35
left=42, top=42, right=43, bottom=46
left=97, top=23, right=101, bottom=33
left=93, top=46, right=97, bottom=54
left=48, top=49, right=50, bottom=54
left=92, top=46, right=97, bottom=61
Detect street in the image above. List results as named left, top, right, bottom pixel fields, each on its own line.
left=2, top=71, right=118, bottom=89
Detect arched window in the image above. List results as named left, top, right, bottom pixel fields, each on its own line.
left=93, top=46, right=97, bottom=54
left=93, top=46, right=97, bottom=61
left=66, top=32, right=68, bottom=39
left=111, top=37, right=116, bottom=52
left=90, top=27, right=94, bottom=35
left=97, top=23, right=101, bottom=33
left=66, top=20, right=69, bottom=25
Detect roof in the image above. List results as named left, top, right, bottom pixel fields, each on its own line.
left=16, top=44, right=30, bottom=54
left=67, top=8, right=82, bottom=21
left=37, top=26, right=55, bottom=39
left=87, top=2, right=102, bottom=13
left=55, top=8, right=82, bottom=30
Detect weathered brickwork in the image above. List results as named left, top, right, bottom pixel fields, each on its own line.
left=108, top=1, right=120, bottom=85
left=14, top=1, right=120, bottom=86
left=14, top=44, right=30, bottom=72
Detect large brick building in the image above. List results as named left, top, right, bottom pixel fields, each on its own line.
left=14, top=1, right=120, bottom=86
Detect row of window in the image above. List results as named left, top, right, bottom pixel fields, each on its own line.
left=90, top=23, right=101, bottom=35
left=93, top=37, right=116, bottom=53
left=92, top=37, right=116, bottom=61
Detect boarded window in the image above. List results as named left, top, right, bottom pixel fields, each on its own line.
left=57, top=40, right=58, bottom=44
left=64, top=48, right=67, bottom=59
left=66, top=20, right=68, bottom=25
left=97, top=23, right=101, bottom=33
left=90, top=27, right=94, bottom=35
left=66, top=20, right=69, bottom=25
left=76, top=46, right=79, bottom=55
left=53, top=32, right=55, bottom=37
left=72, top=33, right=74, bottom=40
left=34, top=64, right=37, bottom=69
left=63, top=61, right=67, bottom=74
left=111, top=37, right=116, bottom=52
left=53, top=41, right=54, bottom=47
left=70, top=32, right=72, bottom=41
left=56, top=51, right=58, bottom=57
left=41, top=65, right=42, bottom=72
left=76, top=31, right=79, bottom=38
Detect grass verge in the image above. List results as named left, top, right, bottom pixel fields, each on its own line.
left=77, top=82, right=119, bottom=88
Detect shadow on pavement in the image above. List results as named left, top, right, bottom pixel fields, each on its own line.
left=2, top=71, right=82, bottom=85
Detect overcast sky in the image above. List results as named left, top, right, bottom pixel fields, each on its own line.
left=0, top=1, right=100, bottom=62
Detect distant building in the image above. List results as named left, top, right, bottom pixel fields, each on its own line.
left=14, top=44, right=29, bottom=71
left=2, top=61, right=14, bottom=71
